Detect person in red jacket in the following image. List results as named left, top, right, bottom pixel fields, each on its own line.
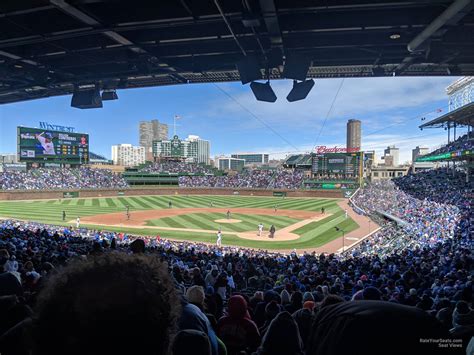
left=217, top=295, right=260, bottom=355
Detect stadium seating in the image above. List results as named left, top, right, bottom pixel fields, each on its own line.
left=178, top=169, right=304, bottom=189
left=0, top=167, right=128, bottom=190
left=425, top=131, right=473, bottom=157
left=0, top=167, right=472, bottom=354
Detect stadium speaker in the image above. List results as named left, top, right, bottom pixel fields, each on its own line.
left=71, top=88, right=102, bottom=109
left=282, top=54, right=311, bottom=81
left=250, top=81, right=277, bottom=103
left=101, top=89, right=118, bottom=101
left=236, top=55, right=262, bottom=84
left=286, top=79, right=315, bottom=102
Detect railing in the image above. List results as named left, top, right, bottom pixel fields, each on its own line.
left=348, top=187, right=366, bottom=215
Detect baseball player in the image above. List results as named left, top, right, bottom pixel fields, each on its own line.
left=35, top=132, right=55, bottom=155
left=126, top=205, right=130, bottom=220
left=216, top=230, right=222, bottom=247
left=269, top=225, right=276, bottom=239
left=62, top=210, right=66, bottom=221
left=76, top=216, right=80, bottom=229
left=345, top=209, right=348, bottom=219
left=226, top=210, right=231, bottom=220
left=274, top=205, right=278, bottom=212
left=258, top=223, right=264, bottom=237
left=168, top=201, right=172, bottom=209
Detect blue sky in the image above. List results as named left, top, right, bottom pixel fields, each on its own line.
left=0, top=76, right=467, bottom=163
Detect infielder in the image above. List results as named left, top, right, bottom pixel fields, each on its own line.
left=258, top=223, right=264, bottom=237
left=226, top=210, right=231, bottom=220
left=76, top=217, right=80, bottom=229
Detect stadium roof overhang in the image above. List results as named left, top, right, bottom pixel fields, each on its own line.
left=419, top=102, right=474, bottom=128
left=1, top=0, right=474, bottom=105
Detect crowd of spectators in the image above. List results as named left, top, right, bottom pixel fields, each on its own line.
left=352, top=169, right=471, bottom=243
left=426, top=131, right=473, bottom=157
left=179, top=169, right=303, bottom=189
left=140, top=162, right=214, bottom=174
left=269, top=170, right=304, bottom=189
left=0, top=167, right=129, bottom=190
left=0, top=167, right=472, bottom=354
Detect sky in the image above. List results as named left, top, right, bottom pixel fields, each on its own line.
left=0, top=76, right=468, bottom=164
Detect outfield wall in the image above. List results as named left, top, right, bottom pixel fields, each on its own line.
left=0, top=187, right=344, bottom=201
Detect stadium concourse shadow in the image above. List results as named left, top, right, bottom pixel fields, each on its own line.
left=0, top=186, right=344, bottom=201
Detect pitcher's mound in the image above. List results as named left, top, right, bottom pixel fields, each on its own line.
left=215, top=219, right=241, bottom=224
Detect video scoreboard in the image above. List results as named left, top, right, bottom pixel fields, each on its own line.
left=311, top=153, right=362, bottom=176
left=17, top=126, right=89, bottom=164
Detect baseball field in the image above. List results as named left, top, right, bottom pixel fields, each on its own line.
left=0, top=194, right=364, bottom=251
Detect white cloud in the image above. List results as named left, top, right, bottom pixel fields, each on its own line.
left=209, top=77, right=457, bottom=131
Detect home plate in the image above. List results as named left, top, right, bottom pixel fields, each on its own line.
left=214, top=219, right=242, bottom=223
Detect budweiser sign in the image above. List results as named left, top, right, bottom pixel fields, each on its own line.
left=315, top=146, right=360, bottom=154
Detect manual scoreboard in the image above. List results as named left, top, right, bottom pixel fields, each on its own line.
left=311, top=153, right=362, bottom=177
left=17, top=126, right=89, bottom=164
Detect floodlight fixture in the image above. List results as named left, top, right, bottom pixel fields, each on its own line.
left=250, top=81, right=277, bottom=103
left=71, top=87, right=102, bottom=109
left=101, top=89, right=118, bottom=101
left=286, top=79, right=315, bottom=102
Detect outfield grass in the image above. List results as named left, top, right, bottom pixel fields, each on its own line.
left=0, top=195, right=358, bottom=250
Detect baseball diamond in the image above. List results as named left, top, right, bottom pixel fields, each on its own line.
left=0, top=194, right=368, bottom=251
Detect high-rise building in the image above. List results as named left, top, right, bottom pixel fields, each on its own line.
left=0, top=153, right=18, bottom=164
left=412, top=146, right=430, bottom=163
left=231, top=153, right=269, bottom=166
left=186, top=135, right=210, bottom=165
left=111, top=144, right=145, bottom=167
left=383, top=146, right=399, bottom=167
left=346, top=119, right=361, bottom=151
left=217, top=157, right=245, bottom=172
left=139, top=120, right=169, bottom=160
left=152, top=135, right=210, bottom=164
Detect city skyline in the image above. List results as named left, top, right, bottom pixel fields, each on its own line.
left=0, top=76, right=469, bottom=164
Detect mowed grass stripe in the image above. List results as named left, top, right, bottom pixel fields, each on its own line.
left=178, top=195, right=211, bottom=207
left=141, top=196, right=168, bottom=208
left=0, top=205, right=114, bottom=215
left=292, top=212, right=343, bottom=234
left=127, top=197, right=155, bottom=209
left=105, top=198, right=117, bottom=208
left=139, top=196, right=165, bottom=209
left=178, top=214, right=220, bottom=230
left=153, top=216, right=188, bottom=228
